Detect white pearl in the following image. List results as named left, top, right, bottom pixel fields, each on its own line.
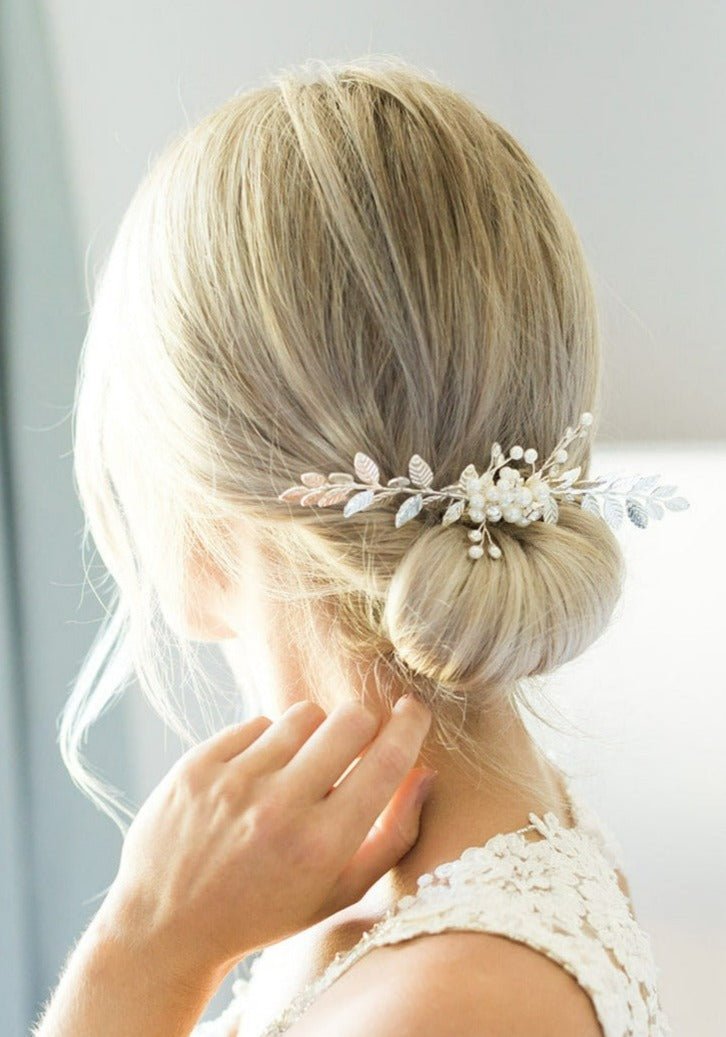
left=469, top=508, right=485, bottom=522
left=468, top=493, right=485, bottom=508
left=486, top=506, right=502, bottom=521
left=509, top=445, right=524, bottom=459
left=555, top=449, right=568, bottom=463
left=518, top=488, right=533, bottom=506
left=502, top=506, right=522, bottom=522
left=524, top=448, right=538, bottom=464
left=498, top=466, right=517, bottom=481
left=468, top=529, right=483, bottom=542
left=487, top=544, right=502, bottom=559
left=468, top=544, right=484, bottom=559
left=581, top=412, right=593, bottom=426
left=485, top=485, right=500, bottom=502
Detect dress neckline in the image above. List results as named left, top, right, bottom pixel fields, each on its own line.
left=242, top=771, right=588, bottom=1035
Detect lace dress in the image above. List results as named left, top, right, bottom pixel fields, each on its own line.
left=193, top=777, right=671, bottom=1037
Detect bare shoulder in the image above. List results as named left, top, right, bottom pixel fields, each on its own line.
left=286, top=929, right=603, bottom=1037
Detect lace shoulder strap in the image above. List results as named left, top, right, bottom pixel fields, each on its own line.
left=254, top=810, right=671, bottom=1037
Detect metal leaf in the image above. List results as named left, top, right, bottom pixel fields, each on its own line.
left=395, top=493, right=424, bottom=528
left=557, top=466, right=582, bottom=487
left=442, top=499, right=465, bottom=526
left=300, top=487, right=332, bottom=506
left=541, top=496, right=559, bottom=524
left=408, top=454, right=434, bottom=488
left=651, top=484, right=678, bottom=499
left=327, top=472, right=355, bottom=484
left=664, top=496, right=690, bottom=511
left=278, top=485, right=310, bottom=502
left=646, top=498, right=664, bottom=520
left=626, top=498, right=649, bottom=528
left=318, top=486, right=355, bottom=506
left=581, top=494, right=602, bottom=517
left=387, top=476, right=411, bottom=487
left=354, top=452, right=380, bottom=485
left=300, top=471, right=326, bottom=488
left=631, top=474, right=661, bottom=494
left=343, top=488, right=375, bottom=517
left=603, top=495, right=625, bottom=529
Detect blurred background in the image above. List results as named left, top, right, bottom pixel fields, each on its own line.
left=0, top=2, right=724, bottom=1034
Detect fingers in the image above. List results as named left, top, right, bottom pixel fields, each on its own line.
left=281, top=700, right=383, bottom=799
left=228, top=700, right=329, bottom=772
left=185, top=714, right=274, bottom=766
left=320, top=694, right=433, bottom=854
left=324, top=766, right=437, bottom=913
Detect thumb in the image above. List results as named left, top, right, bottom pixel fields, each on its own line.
left=325, top=767, right=439, bottom=913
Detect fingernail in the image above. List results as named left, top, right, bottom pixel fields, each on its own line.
left=414, top=768, right=438, bottom=807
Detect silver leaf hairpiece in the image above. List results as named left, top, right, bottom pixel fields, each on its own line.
left=277, top=412, right=690, bottom=561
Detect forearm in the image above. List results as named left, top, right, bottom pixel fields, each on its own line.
left=32, top=894, right=228, bottom=1037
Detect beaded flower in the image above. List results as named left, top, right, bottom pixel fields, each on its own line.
left=277, top=412, right=690, bottom=561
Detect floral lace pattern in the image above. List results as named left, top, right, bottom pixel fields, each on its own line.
left=193, top=780, right=671, bottom=1037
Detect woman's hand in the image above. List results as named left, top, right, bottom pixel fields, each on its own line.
left=99, top=694, right=436, bottom=981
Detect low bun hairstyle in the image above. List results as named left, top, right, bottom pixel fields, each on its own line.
left=65, top=55, right=627, bottom=826
left=383, top=503, right=625, bottom=704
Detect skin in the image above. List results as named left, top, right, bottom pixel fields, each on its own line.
left=33, top=694, right=436, bottom=1036
left=35, top=530, right=613, bottom=1036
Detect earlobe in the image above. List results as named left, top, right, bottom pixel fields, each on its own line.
left=168, top=542, right=241, bottom=642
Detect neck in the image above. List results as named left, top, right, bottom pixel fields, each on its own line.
left=372, top=705, right=569, bottom=908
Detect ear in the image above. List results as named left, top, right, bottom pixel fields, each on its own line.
left=168, top=533, right=242, bottom=642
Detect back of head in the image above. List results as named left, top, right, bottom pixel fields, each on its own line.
left=68, top=55, right=625, bottom=821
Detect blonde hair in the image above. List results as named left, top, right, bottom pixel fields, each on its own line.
left=62, top=55, right=625, bottom=831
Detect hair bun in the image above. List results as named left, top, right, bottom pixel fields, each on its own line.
left=381, top=502, right=625, bottom=697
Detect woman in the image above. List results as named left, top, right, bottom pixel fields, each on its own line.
left=35, top=57, right=676, bottom=1036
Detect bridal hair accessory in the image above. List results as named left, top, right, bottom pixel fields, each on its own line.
left=277, top=412, right=690, bottom=561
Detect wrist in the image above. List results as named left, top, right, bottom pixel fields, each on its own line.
left=91, top=883, right=228, bottom=998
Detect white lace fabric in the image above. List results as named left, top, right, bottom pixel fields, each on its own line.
left=193, top=780, right=672, bottom=1037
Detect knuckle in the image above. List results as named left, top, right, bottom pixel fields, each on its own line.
left=245, top=800, right=277, bottom=840
left=374, top=738, right=410, bottom=780
left=244, top=782, right=287, bottom=839
left=173, top=756, right=206, bottom=796
left=288, top=700, right=326, bottom=723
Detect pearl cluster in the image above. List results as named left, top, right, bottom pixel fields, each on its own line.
left=463, top=467, right=556, bottom=559
left=462, top=414, right=593, bottom=560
